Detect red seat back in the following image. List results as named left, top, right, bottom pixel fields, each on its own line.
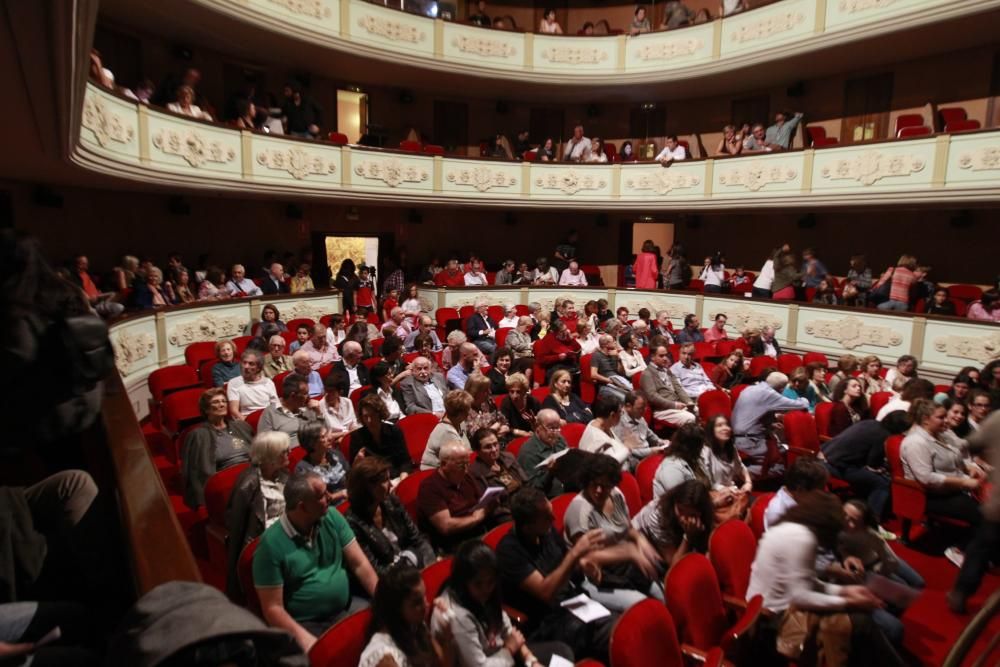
left=244, top=409, right=262, bottom=434
left=611, top=599, right=686, bottom=667
left=948, top=284, right=984, bottom=303
left=938, top=107, right=967, bottom=128
left=776, top=353, right=803, bottom=375
left=530, top=385, right=550, bottom=404
left=748, top=356, right=775, bottom=379
left=399, top=140, right=422, bottom=152
left=749, top=492, right=775, bottom=540
left=459, top=305, right=475, bottom=320
left=618, top=472, right=642, bottom=517
left=487, top=305, right=504, bottom=322
left=233, top=336, right=253, bottom=355
left=199, top=359, right=220, bottom=388
left=398, top=413, right=440, bottom=464
left=579, top=353, right=596, bottom=403
left=185, top=341, right=218, bottom=370
left=806, top=125, right=826, bottom=145
left=664, top=553, right=728, bottom=650
left=286, top=318, right=315, bottom=334
left=484, top=521, right=514, bottom=549
left=288, top=447, right=307, bottom=472
left=561, top=422, right=586, bottom=448
left=396, top=469, right=435, bottom=522
left=944, top=119, right=981, bottom=132
left=422, top=144, right=445, bottom=155
left=506, top=435, right=529, bottom=459
left=802, top=352, right=829, bottom=368
left=636, top=452, right=666, bottom=506
left=885, top=434, right=905, bottom=478
left=162, top=387, right=206, bottom=435
left=496, top=327, right=512, bottom=348
left=869, top=391, right=893, bottom=418
left=148, top=365, right=201, bottom=401
left=894, top=113, right=925, bottom=136
left=898, top=125, right=931, bottom=137
left=814, top=401, right=834, bottom=440
left=551, top=493, right=576, bottom=535
left=708, top=520, right=757, bottom=598
left=421, top=557, right=453, bottom=603
left=697, top=390, right=731, bottom=424
left=204, top=462, right=250, bottom=527
left=693, top=342, right=717, bottom=361
left=350, top=385, right=370, bottom=412
left=784, top=410, right=819, bottom=453
left=327, top=131, right=349, bottom=145
left=729, top=384, right=750, bottom=404
left=309, top=608, right=373, bottom=667
left=237, top=537, right=261, bottom=613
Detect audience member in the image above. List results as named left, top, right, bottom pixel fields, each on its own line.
left=702, top=414, right=753, bottom=519
left=655, top=135, right=686, bottom=163
left=211, top=339, right=241, bottom=387
left=351, top=394, right=413, bottom=478
left=418, top=440, right=499, bottom=552
left=499, top=373, right=539, bottom=438
left=577, top=395, right=630, bottom=466
left=260, top=263, right=289, bottom=295
left=399, top=355, right=448, bottom=417
left=828, top=377, right=869, bottom=437
left=632, top=479, right=714, bottom=567
left=290, top=349, right=323, bottom=397
left=715, top=124, right=743, bottom=155
left=858, top=355, right=891, bottom=398
left=563, top=124, right=590, bottom=162
left=873, top=255, right=917, bottom=312
left=730, top=372, right=808, bottom=471
left=640, top=344, right=696, bottom=426
left=751, top=325, right=782, bottom=357
left=542, top=368, right=592, bottom=424
left=294, top=422, right=350, bottom=504
left=762, top=457, right=829, bottom=530
left=298, top=324, right=339, bottom=370
left=783, top=366, right=819, bottom=413
left=167, top=84, right=212, bottom=120
left=403, top=315, right=443, bottom=352
left=363, top=362, right=404, bottom=422
left=660, top=1, right=693, bottom=28
left=559, top=260, right=588, bottom=286
left=262, top=335, right=294, bottom=379
left=968, top=290, right=1000, bottom=322
left=670, top=342, right=715, bottom=400
left=711, top=349, right=745, bottom=389
left=318, top=370, right=358, bottom=434
left=653, top=422, right=709, bottom=498
left=629, top=5, right=652, bottom=34
left=828, top=354, right=858, bottom=395
left=226, top=348, right=279, bottom=418
left=469, top=427, right=526, bottom=518
left=876, top=377, right=934, bottom=420
left=333, top=341, right=370, bottom=395
left=258, top=374, right=319, bottom=447
left=182, top=388, right=253, bottom=509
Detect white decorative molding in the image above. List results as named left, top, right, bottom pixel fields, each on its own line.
left=933, top=333, right=1000, bottom=365
left=152, top=128, right=237, bottom=168
left=624, top=171, right=701, bottom=195
left=446, top=167, right=517, bottom=192
left=448, top=292, right=495, bottom=309
left=354, top=159, right=429, bottom=188
left=267, top=0, right=332, bottom=19
left=803, top=316, right=903, bottom=350
left=282, top=301, right=333, bottom=321
left=838, top=0, right=896, bottom=12
left=540, top=46, right=609, bottom=65
left=718, top=162, right=797, bottom=191
left=451, top=35, right=516, bottom=58
left=256, top=147, right=336, bottom=180
left=957, top=147, right=1000, bottom=172
left=728, top=305, right=783, bottom=333
left=635, top=38, right=703, bottom=61
left=820, top=151, right=925, bottom=186
left=534, top=170, right=607, bottom=195
left=81, top=94, right=135, bottom=148
left=168, top=314, right=247, bottom=347
left=113, top=330, right=155, bottom=374
left=418, top=296, right=436, bottom=313
left=358, top=14, right=426, bottom=42
left=730, top=12, right=804, bottom=43
left=619, top=299, right=688, bottom=320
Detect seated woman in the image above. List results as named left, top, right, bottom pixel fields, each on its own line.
left=504, top=317, right=536, bottom=368
left=351, top=394, right=413, bottom=479
left=363, top=362, right=405, bottom=422
left=711, top=349, right=745, bottom=389
left=167, top=84, right=212, bottom=120
left=469, top=427, right=526, bottom=521
left=173, top=267, right=196, bottom=303
left=586, top=138, right=608, bottom=163
left=463, top=373, right=511, bottom=444
left=747, top=492, right=904, bottom=667
left=632, top=479, right=715, bottom=568
left=360, top=564, right=453, bottom=667
left=343, top=321, right=375, bottom=360
left=413, top=333, right=446, bottom=375
left=829, top=377, right=870, bottom=438
left=421, top=390, right=473, bottom=470
left=294, top=421, right=350, bottom=505
left=181, top=388, right=253, bottom=509
left=925, top=287, right=957, bottom=316
left=578, top=394, right=631, bottom=467
left=827, top=354, right=858, bottom=396
left=211, top=339, right=241, bottom=387
left=715, top=124, right=743, bottom=156
left=346, top=457, right=434, bottom=576
left=542, top=369, right=592, bottom=425
left=617, top=332, right=647, bottom=379
left=653, top=423, right=709, bottom=499
left=619, top=140, right=636, bottom=162
left=225, top=431, right=290, bottom=597
left=500, top=373, right=540, bottom=439
left=858, top=355, right=891, bottom=399
left=562, top=454, right=663, bottom=611
left=290, top=264, right=314, bottom=293
left=538, top=8, right=563, bottom=33
left=812, top=278, right=839, bottom=305
left=577, top=320, right=600, bottom=356
left=134, top=266, right=169, bottom=309
left=441, top=330, right=488, bottom=371
left=245, top=303, right=288, bottom=336
left=198, top=267, right=229, bottom=301
left=535, top=138, right=556, bottom=162
left=536, top=320, right=581, bottom=382
left=487, top=348, right=513, bottom=396
left=701, top=414, right=752, bottom=522
left=319, top=370, right=358, bottom=435
left=808, top=362, right=833, bottom=404
left=782, top=366, right=819, bottom=413
left=967, top=289, right=1000, bottom=322
left=431, top=540, right=572, bottom=667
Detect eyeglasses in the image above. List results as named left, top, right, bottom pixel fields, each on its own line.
left=972, top=402, right=991, bottom=408
left=541, top=424, right=562, bottom=432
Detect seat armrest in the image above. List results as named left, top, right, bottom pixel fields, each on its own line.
left=722, top=593, right=748, bottom=611
left=503, top=604, right=528, bottom=626
left=681, top=644, right=730, bottom=666
left=723, top=594, right=763, bottom=651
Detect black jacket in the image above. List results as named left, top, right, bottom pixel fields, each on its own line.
left=333, top=360, right=371, bottom=390
left=259, top=276, right=289, bottom=295
left=345, top=495, right=434, bottom=575
left=466, top=313, right=499, bottom=343
left=750, top=336, right=783, bottom=357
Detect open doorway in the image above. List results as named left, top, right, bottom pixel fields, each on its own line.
left=324, top=235, right=379, bottom=285
left=336, top=90, right=368, bottom=143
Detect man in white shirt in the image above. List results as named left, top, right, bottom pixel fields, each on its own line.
left=611, top=392, right=668, bottom=463
left=558, top=260, right=588, bottom=286
left=336, top=341, right=367, bottom=395
left=533, top=258, right=559, bottom=285
left=655, top=135, right=686, bottom=163
left=226, top=264, right=262, bottom=297
left=463, top=260, right=489, bottom=286
left=669, top=343, right=715, bottom=400
left=226, top=349, right=279, bottom=419
left=762, top=458, right=830, bottom=530
left=563, top=124, right=591, bottom=163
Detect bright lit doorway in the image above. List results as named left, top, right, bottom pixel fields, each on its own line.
left=324, top=235, right=379, bottom=282
left=336, top=90, right=368, bottom=143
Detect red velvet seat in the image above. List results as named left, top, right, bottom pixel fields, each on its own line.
left=459, top=305, right=475, bottom=320
left=898, top=125, right=932, bottom=138
left=697, top=390, right=732, bottom=424
left=784, top=410, right=819, bottom=468
left=272, top=370, right=291, bottom=398
left=611, top=598, right=724, bottom=667
left=693, top=341, right=717, bottom=361
left=869, top=391, right=893, bottom=418
left=232, top=335, right=253, bottom=354
left=708, top=520, right=757, bottom=598
left=618, top=472, right=642, bottom=517
left=530, top=386, right=550, bottom=403
left=399, top=140, right=422, bottom=152
left=814, top=401, right=834, bottom=442
left=894, top=113, right=925, bottom=137
left=885, top=434, right=970, bottom=541
left=148, top=365, right=201, bottom=428
left=484, top=521, right=514, bottom=549
left=237, top=537, right=261, bottom=613
left=748, top=356, right=775, bottom=379
left=948, top=284, right=984, bottom=303
left=184, top=341, right=218, bottom=370
left=487, top=305, right=504, bottom=322
left=422, top=144, right=445, bottom=155
left=496, top=327, right=512, bottom=348
left=327, top=131, right=349, bottom=145
left=636, top=452, right=666, bottom=506
left=749, top=492, right=775, bottom=540
left=551, top=493, right=576, bottom=535
left=396, top=469, right=435, bottom=522
left=245, top=408, right=264, bottom=434
left=161, top=387, right=206, bottom=435
left=285, top=318, right=315, bottom=334
left=421, top=557, right=453, bottom=603
left=198, top=359, right=220, bottom=388
left=349, top=385, right=370, bottom=413
left=945, top=119, right=981, bottom=132
left=309, top=608, right=373, bottom=667
left=204, top=462, right=249, bottom=529
left=729, top=384, right=750, bottom=405
left=434, top=307, right=460, bottom=341
left=561, top=422, right=586, bottom=448
left=398, top=413, right=440, bottom=464
left=803, top=351, right=829, bottom=368
left=806, top=125, right=839, bottom=147
left=506, top=435, right=529, bottom=458
left=579, top=353, right=597, bottom=404
left=776, top=353, right=803, bottom=375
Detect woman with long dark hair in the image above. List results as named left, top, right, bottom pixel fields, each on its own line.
left=829, top=378, right=870, bottom=438
left=653, top=422, right=709, bottom=498
left=335, top=258, right=360, bottom=314
left=432, top=540, right=573, bottom=666
left=702, top=414, right=752, bottom=521
left=699, top=252, right=726, bottom=294
left=662, top=244, right=689, bottom=290
left=632, top=479, right=715, bottom=568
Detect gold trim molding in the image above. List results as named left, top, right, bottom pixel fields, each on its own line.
left=113, top=330, right=155, bottom=374
left=957, top=146, right=1000, bottom=171
left=282, top=301, right=333, bottom=321
left=717, top=162, right=797, bottom=191
left=728, top=305, right=784, bottom=333
left=354, top=159, right=430, bottom=187
left=838, top=0, right=896, bottom=12
left=933, top=333, right=1000, bottom=364
left=168, top=314, right=247, bottom=347
left=623, top=171, right=701, bottom=195
left=534, top=170, right=607, bottom=194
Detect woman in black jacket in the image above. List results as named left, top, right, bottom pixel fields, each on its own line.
left=334, top=258, right=359, bottom=314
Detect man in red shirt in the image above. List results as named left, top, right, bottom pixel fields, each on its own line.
left=537, top=319, right=581, bottom=382
left=703, top=313, right=730, bottom=343
left=434, top=258, right=465, bottom=287
left=71, top=254, right=124, bottom=317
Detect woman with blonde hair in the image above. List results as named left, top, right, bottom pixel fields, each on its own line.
left=873, top=254, right=917, bottom=312
left=500, top=372, right=540, bottom=438
left=290, top=264, right=314, bottom=293
left=858, top=355, right=890, bottom=398
left=541, top=368, right=592, bottom=424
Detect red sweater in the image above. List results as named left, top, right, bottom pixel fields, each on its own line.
left=537, top=335, right=581, bottom=368
left=435, top=270, right=465, bottom=287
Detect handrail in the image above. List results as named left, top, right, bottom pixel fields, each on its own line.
left=942, top=589, right=1000, bottom=667
left=101, top=370, right=202, bottom=594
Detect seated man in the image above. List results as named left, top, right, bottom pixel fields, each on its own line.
left=670, top=342, right=715, bottom=400
left=536, top=319, right=581, bottom=382
left=639, top=345, right=696, bottom=426
left=764, top=110, right=804, bottom=151
left=399, top=355, right=448, bottom=416
left=258, top=374, right=320, bottom=448
left=433, top=258, right=465, bottom=287
left=71, top=254, right=124, bottom=318
left=742, top=123, right=768, bottom=153
left=263, top=335, right=294, bottom=379
left=253, top=472, right=378, bottom=652
left=611, top=392, right=668, bottom=466
left=750, top=325, right=782, bottom=358
left=654, top=135, right=686, bottom=163
left=762, top=457, right=829, bottom=530
left=465, top=300, right=498, bottom=357
left=291, top=350, right=324, bottom=398
left=517, top=408, right=572, bottom=498
left=225, top=263, right=263, bottom=297
left=403, top=315, right=443, bottom=352
left=299, top=324, right=339, bottom=370
left=333, top=341, right=369, bottom=395
left=589, top=334, right=631, bottom=400
left=674, top=314, right=704, bottom=344
left=227, top=349, right=279, bottom=419
left=380, top=307, right=412, bottom=341
left=446, top=342, right=480, bottom=390
left=559, top=260, right=588, bottom=286
left=649, top=310, right=675, bottom=343
left=416, top=440, right=500, bottom=553
left=730, top=372, right=808, bottom=472
left=497, top=487, right=617, bottom=663
left=702, top=313, right=729, bottom=344
left=463, top=260, right=489, bottom=286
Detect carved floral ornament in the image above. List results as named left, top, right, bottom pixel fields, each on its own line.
left=635, top=38, right=703, bottom=61
left=81, top=94, right=135, bottom=148
left=449, top=293, right=496, bottom=309
left=113, top=330, right=155, bottom=374
left=727, top=305, right=783, bottom=334
left=619, top=300, right=688, bottom=320
left=256, top=147, right=336, bottom=180
left=534, top=170, right=607, bottom=195
left=446, top=167, right=517, bottom=192
left=730, top=12, right=804, bottom=43
left=354, top=159, right=429, bottom=188
left=540, top=46, right=609, bottom=65
left=266, top=0, right=332, bottom=19
left=418, top=296, right=437, bottom=313
left=820, top=151, right=925, bottom=186
left=358, top=15, right=426, bottom=43
left=282, top=301, right=332, bottom=322
left=168, top=314, right=247, bottom=347
left=624, top=171, right=701, bottom=195
left=152, top=128, right=237, bottom=168
left=803, top=316, right=903, bottom=350
left=934, top=333, right=1000, bottom=365
left=957, top=146, right=1000, bottom=171
left=718, top=162, right=797, bottom=192
left=451, top=35, right=516, bottom=58
left=838, top=0, right=896, bottom=12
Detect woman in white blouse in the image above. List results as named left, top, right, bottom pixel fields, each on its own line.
left=617, top=332, right=647, bottom=378
left=166, top=84, right=213, bottom=121
left=319, top=370, right=358, bottom=435
left=586, top=138, right=608, bottom=163
left=699, top=252, right=726, bottom=294
left=538, top=8, right=563, bottom=33
left=579, top=395, right=631, bottom=466
left=497, top=304, right=520, bottom=329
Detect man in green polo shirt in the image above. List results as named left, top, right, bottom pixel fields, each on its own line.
left=253, top=471, right=378, bottom=652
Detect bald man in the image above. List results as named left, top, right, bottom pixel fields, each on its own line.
left=517, top=408, right=571, bottom=498
left=417, top=440, right=498, bottom=552
left=333, top=341, right=369, bottom=394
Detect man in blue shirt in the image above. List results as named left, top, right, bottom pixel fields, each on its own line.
left=764, top=111, right=803, bottom=150
left=802, top=248, right=829, bottom=289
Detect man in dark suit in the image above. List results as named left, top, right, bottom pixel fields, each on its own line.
left=260, top=262, right=289, bottom=295
left=332, top=341, right=370, bottom=395
left=750, top=325, right=782, bottom=357
left=466, top=300, right=498, bottom=357
left=399, top=356, right=448, bottom=416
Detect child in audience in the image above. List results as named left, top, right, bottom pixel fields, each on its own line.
left=356, top=265, right=377, bottom=312
left=290, top=323, right=310, bottom=353
left=730, top=266, right=749, bottom=290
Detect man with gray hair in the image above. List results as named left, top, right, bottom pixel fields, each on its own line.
left=300, top=323, right=339, bottom=370
left=332, top=341, right=369, bottom=394
left=225, top=263, right=262, bottom=297
left=399, top=355, right=447, bottom=416
left=590, top=334, right=630, bottom=400
left=254, top=471, right=378, bottom=651
left=416, top=440, right=499, bottom=552
left=227, top=348, right=279, bottom=419
left=380, top=306, right=412, bottom=340
left=466, top=299, right=498, bottom=356
left=730, top=371, right=809, bottom=473
left=517, top=408, right=572, bottom=497
left=291, top=349, right=323, bottom=397
left=258, top=374, right=320, bottom=447
left=403, top=314, right=443, bottom=352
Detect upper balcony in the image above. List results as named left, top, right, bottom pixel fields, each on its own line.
left=118, top=0, right=1000, bottom=90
